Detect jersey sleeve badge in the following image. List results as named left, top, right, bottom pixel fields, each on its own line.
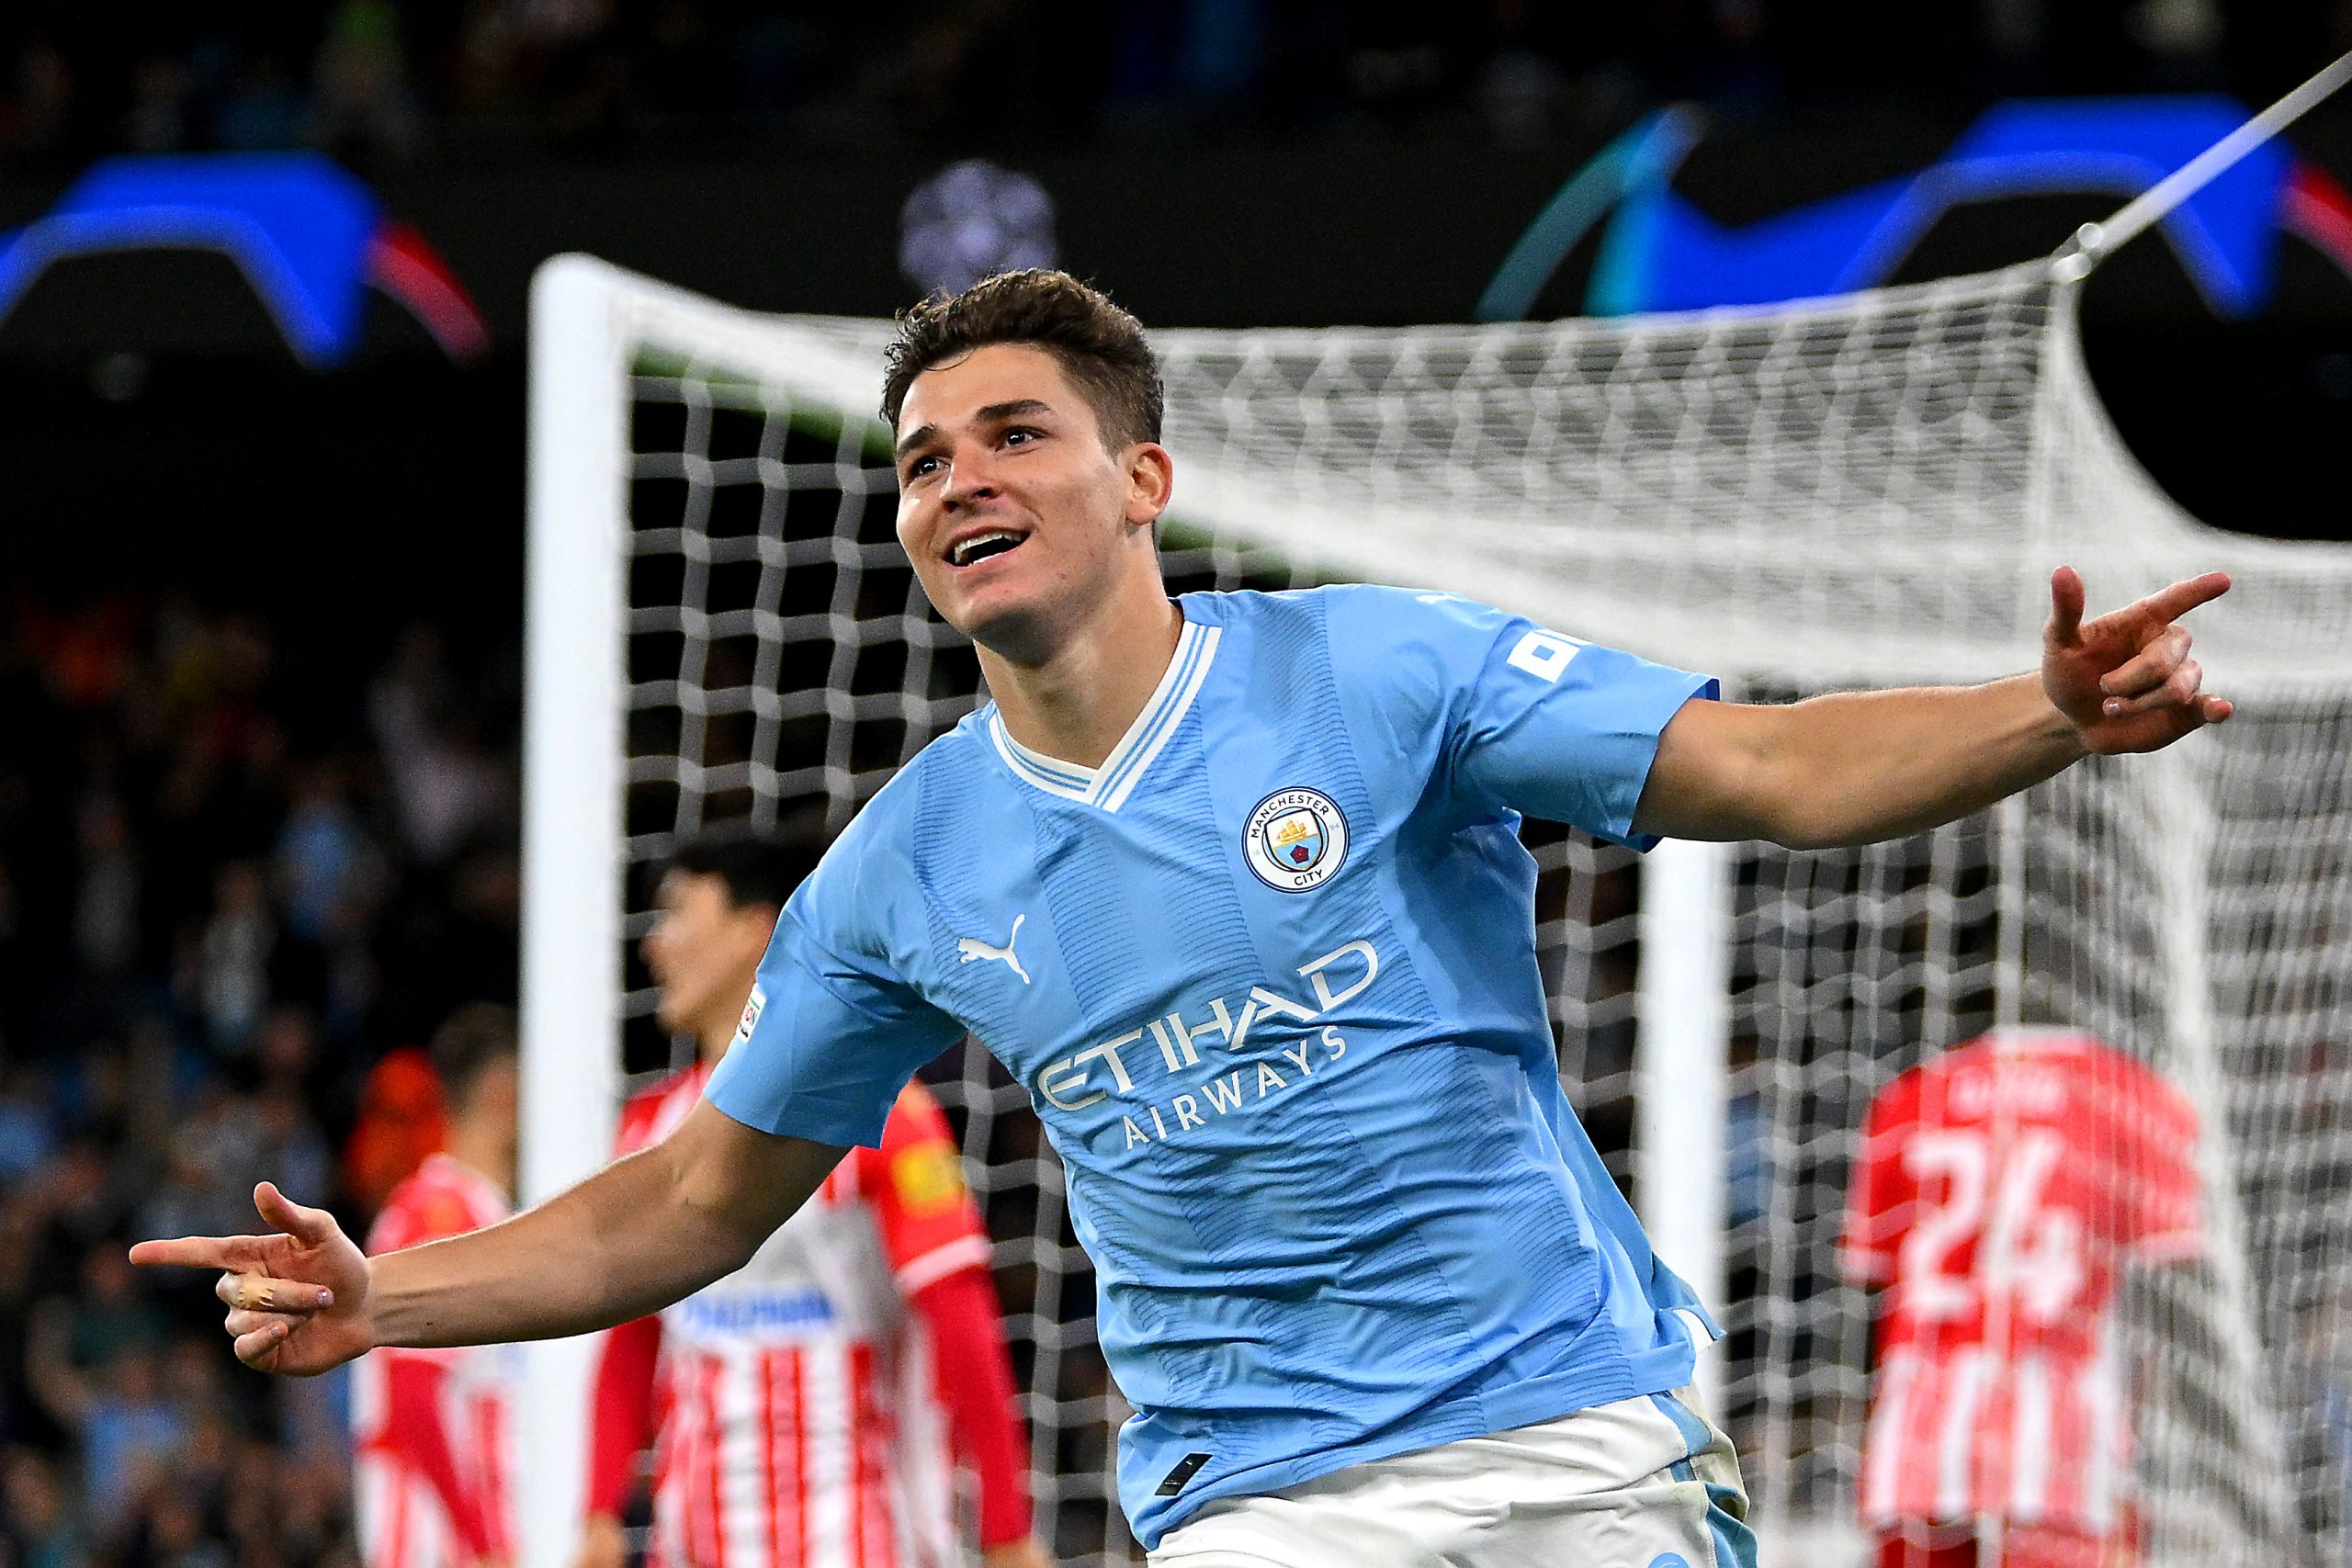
left=730, top=985, right=765, bottom=1048
left=889, top=1142, right=967, bottom=1217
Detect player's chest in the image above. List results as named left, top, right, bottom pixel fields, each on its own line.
left=907, top=750, right=1404, bottom=1147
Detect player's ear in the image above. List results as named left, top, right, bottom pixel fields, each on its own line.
left=1123, top=442, right=1174, bottom=527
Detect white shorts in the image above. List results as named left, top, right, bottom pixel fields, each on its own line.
left=1148, top=1388, right=1755, bottom=1568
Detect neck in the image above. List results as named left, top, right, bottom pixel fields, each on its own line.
left=980, top=578, right=1182, bottom=769
left=444, top=1117, right=513, bottom=1200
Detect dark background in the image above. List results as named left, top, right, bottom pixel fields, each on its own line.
left=5, top=3, right=2349, bottom=642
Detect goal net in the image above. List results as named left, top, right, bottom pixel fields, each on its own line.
left=521, top=250, right=2352, bottom=1567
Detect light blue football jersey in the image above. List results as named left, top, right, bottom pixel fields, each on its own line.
left=707, top=583, right=1722, bottom=1547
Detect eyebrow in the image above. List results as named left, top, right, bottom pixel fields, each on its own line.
left=892, top=399, right=1057, bottom=463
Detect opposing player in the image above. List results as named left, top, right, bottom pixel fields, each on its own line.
left=353, top=1004, right=523, bottom=1568
left=1843, top=1027, right=2203, bottom=1568
left=135, top=270, right=2234, bottom=1567
left=581, top=826, right=1047, bottom=1568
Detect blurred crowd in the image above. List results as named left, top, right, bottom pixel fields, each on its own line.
left=0, top=590, right=520, bottom=1568
left=0, top=0, right=2332, bottom=172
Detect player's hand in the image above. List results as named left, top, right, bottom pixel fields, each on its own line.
left=573, top=1515, right=628, bottom=1568
left=128, top=1181, right=373, bottom=1376
left=2041, top=566, right=2233, bottom=755
left=982, top=1538, right=1056, bottom=1568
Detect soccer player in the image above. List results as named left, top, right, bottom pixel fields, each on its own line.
left=1843, top=1026, right=2203, bottom=1568
left=580, top=826, right=1047, bottom=1568
left=353, top=1003, right=523, bottom=1568
left=136, top=270, right=2234, bottom=1568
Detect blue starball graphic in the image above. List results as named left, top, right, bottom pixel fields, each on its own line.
left=0, top=152, right=487, bottom=367
left=1648, top=1555, right=1692, bottom=1568
left=1478, top=95, right=2352, bottom=323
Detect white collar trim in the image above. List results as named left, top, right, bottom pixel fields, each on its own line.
left=988, top=616, right=1221, bottom=813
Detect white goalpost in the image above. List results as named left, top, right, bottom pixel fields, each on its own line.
left=520, top=138, right=2352, bottom=1568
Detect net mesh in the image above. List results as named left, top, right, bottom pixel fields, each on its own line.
left=578, top=258, right=2352, bottom=1565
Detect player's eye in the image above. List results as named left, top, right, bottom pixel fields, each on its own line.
left=905, top=454, right=944, bottom=480
left=1002, top=426, right=1041, bottom=447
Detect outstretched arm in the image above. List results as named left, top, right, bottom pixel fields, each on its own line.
left=1633, top=568, right=2233, bottom=850
left=130, top=1100, right=844, bottom=1375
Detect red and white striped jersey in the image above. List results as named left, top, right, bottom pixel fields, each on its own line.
left=1842, top=1030, right=2202, bottom=1535
left=354, top=1154, right=519, bottom=1568
left=595, top=1063, right=994, bottom=1568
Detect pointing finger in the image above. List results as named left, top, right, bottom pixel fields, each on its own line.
left=131, top=1235, right=271, bottom=1273
left=2047, top=566, right=2086, bottom=646
left=2134, top=570, right=2232, bottom=626
left=131, top=1237, right=234, bottom=1270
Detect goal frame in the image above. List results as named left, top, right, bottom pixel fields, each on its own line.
left=514, top=252, right=1737, bottom=1568
left=515, top=254, right=631, bottom=1568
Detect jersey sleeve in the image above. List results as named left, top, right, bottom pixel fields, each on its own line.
left=1327, top=586, right=1716, bottom=849
left=1841, top=1070, right=1919, bottom=1285
left=706, top=807, right=967, bottom=1150
left=584, top=1314, right=663, bottom=1517
left=862, top=1080, right=994, bottom=1294
left=908, top=1268, right=1035, bottom=1549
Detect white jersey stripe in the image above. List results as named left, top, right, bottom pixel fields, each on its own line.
left=851, top=1343, right=876, bottom=1568
left=699, top=1356, right=729, bottom=1568
left=720, top=1343, right=771, bottom=1568
left=1860, top=1351, right=1915, bottom=1525
left=891, top=1234, right=992, bottom=1297
left=758, top=1350, right=785, bottom=1568
left=1935, top=1348, right=1987, bottom=1521
left=662, top=1372, right=686, bottom=1567
left=803, top=1340, right=856, bottom=1568
left=895, top=1325, right=957, bottom=1568
left=2080, top=1351, right=2121, bottom=1532
left=710, top=1344, right=740, bottom=1568
left=356, top=1460, right=404, bottom=1568
left=789, top=1349, right=812, bottom=1565
left=2009, top=1353, right=2052, bottom=1522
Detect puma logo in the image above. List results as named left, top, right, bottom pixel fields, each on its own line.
left=956, top=914, right=1031, bottom=985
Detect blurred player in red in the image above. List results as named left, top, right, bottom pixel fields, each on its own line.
left=578, top=826, right=1050, bottom=1568
left=354, top=1004, right=524, bottom=1568
left=1842, top=1025, right=2204, bottom=1568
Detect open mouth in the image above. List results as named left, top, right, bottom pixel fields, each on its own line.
left=947, top=530, right=1027, bottom=568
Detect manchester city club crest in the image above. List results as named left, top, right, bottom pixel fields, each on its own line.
left=1243, top=786, right=1350, bottom=891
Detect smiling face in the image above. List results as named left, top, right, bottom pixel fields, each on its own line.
left=892, top=343, right=1173, bottom=661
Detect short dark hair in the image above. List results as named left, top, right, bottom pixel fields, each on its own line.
left=663, top=819, right=823, bottom=912
left=880, top=269, right=1163, bottom=451
left=429, top=1002, right=516, bottom=1111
